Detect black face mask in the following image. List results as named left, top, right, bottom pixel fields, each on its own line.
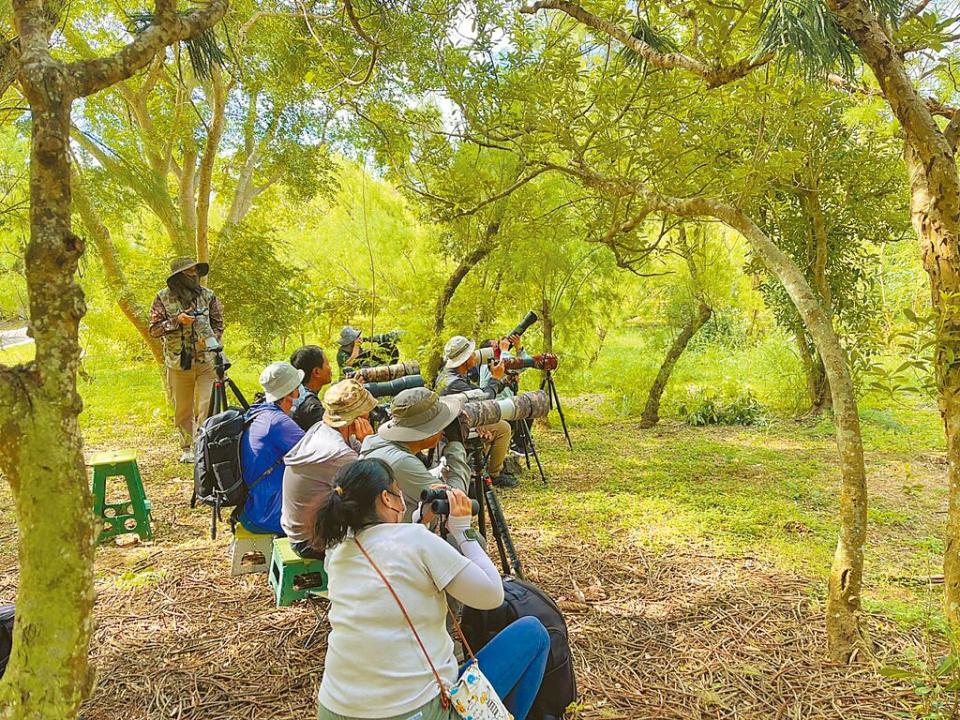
left=168, top=272, right=201, bottom=308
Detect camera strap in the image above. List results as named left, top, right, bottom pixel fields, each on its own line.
left=354, top=536, right=479, bottom=710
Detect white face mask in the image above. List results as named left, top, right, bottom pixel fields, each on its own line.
left=383, top=489, right=406, bottom=520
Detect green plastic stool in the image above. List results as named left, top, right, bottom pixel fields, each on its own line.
left=90, top=449, right=153, bottom=544
left=268, top=538, right=327, bottom=607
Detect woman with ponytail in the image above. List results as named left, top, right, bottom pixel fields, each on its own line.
left=314, top=458, right=549, bottom=720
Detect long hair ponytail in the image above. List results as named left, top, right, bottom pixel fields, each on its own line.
left=313, top=459, right=396, bottom=548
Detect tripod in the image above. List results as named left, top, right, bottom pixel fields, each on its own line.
left=513, top=418, right=547, bottom=484
left=466, top=439, right=524, bottom=578
left=207, top=350, right=249, bottom=415
left=540, top=369, right=573, bottom=451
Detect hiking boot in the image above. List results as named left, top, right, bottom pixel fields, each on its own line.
left=492, top=472, right=519, bottom=488
left=179, top=449, right=196, bottom=464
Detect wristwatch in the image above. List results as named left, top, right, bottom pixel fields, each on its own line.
left=453, top=528, right=482, bottom=546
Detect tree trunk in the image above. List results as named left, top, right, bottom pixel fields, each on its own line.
left=195, top=67, right=227, bottom=265
left=72, top=175, right=164, bottom=364
left=641, top=301, right=712, bottom=428
left=575, top=178, right=869, bottom=661
left=0, top=54, right=96, bottom=718
left=703, top=202, right=866, bottom=663
left=905, top=144, right=960, bottom=629
left=425, top=221, right=500, bottom=383
left=798, top=172, right=833, bottom=413
left=795, top=329, right=831, bottom=413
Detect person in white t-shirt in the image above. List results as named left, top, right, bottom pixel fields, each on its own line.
left=314, top=458, right=550, bottom=720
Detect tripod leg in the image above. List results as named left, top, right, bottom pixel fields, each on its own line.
left=548, top=373, right=574, bottom=451
left=485, top=484, right=523, bottom=578
left=225, top=378, right=249, bottom=410
left=485, top=486, right=511, bottom=575
left=216, top=383, right=229, bottom=415
left=473, top=472, right=487, bottom=538
left=524, top=422, right=548, bottom=484
left=518, top=421, right=532, bottom=470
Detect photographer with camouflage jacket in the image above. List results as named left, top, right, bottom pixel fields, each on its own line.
left=149, top=257, right=224, bottom=463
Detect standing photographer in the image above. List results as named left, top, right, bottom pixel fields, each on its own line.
left=149, top=257, right=223, bottom=463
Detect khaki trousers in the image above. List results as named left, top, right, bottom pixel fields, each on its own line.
left=481, top=419, right=511, bottom=477
left=166, top=362, right=216, bottom=450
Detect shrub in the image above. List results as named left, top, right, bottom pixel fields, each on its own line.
left=679, top=390, right=765, bottom=426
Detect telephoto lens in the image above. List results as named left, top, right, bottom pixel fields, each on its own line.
left=369, top=330, right=402, bottom=344
left=472, top=346, right=496, bottom=364
left=365, top=374, right=425, bottom=399
left=420, top=488, right=480, bottom=516
left=351, top=361, right=420, bottom=383
left=461, top=390, right=550, bottom=427
left=509, top=311, right=539, bottom=339
left=500, top=353, right=559, bottom=372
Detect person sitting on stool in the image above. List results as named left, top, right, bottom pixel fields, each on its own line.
left=312, top=459, right=549, bottom=720
left=359, top=387, right=470, bottom=520
left=282, top=379, right=376, bottom=559
left=237, top=362, right=305, bottom=535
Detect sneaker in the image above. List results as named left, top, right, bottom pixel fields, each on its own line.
left=179, top=449, right=196, bottom=464
left=491, top=472, right=519, bottom=488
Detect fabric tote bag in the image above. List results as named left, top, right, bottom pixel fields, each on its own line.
left=354, top=538, right=512, bottom=720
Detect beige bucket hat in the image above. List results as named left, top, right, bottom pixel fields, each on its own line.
left=378, top=387, right=463, bottom=442
left=444, top=335, right=476, bottom=369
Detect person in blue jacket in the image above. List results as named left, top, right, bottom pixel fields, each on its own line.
left=238, top=361, right=306, bottom=534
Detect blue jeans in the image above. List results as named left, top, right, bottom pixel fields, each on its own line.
left=463, top=616, right=550, bottom=720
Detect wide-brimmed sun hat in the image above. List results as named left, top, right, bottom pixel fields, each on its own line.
left=378, top=387, right=463, bottom=442
left=322, top=379, right=377, bottom=428
left=444, top=335, right=476, bottom=369
left=260, top=361, right=305, bottom=403
left=166, top=256, right=209, bottom=283
left=338, top=326, right=362, bottom=347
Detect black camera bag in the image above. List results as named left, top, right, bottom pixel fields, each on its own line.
left=192, top=408, right=276, bottom=539
left=460, top=577, right=577, bottom=720
left=0, top=604, right=14, bottom=679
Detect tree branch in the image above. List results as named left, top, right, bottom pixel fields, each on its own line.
left=519, top=0, right=774, bottom=87
left=0, top=36, right=20, bottom=98
left=445, top=166, right=551, bottom=220
left=68, top=0, right=228, bottom=98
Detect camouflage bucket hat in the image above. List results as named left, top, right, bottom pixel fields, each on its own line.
left=322, top=379, right=377, bottom=428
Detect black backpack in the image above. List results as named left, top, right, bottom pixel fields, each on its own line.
left=193, top=408, right=279, bottom=539
left=460, top=578, right=577, bottom=720
left=0, top=604, right=14, bottom=679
